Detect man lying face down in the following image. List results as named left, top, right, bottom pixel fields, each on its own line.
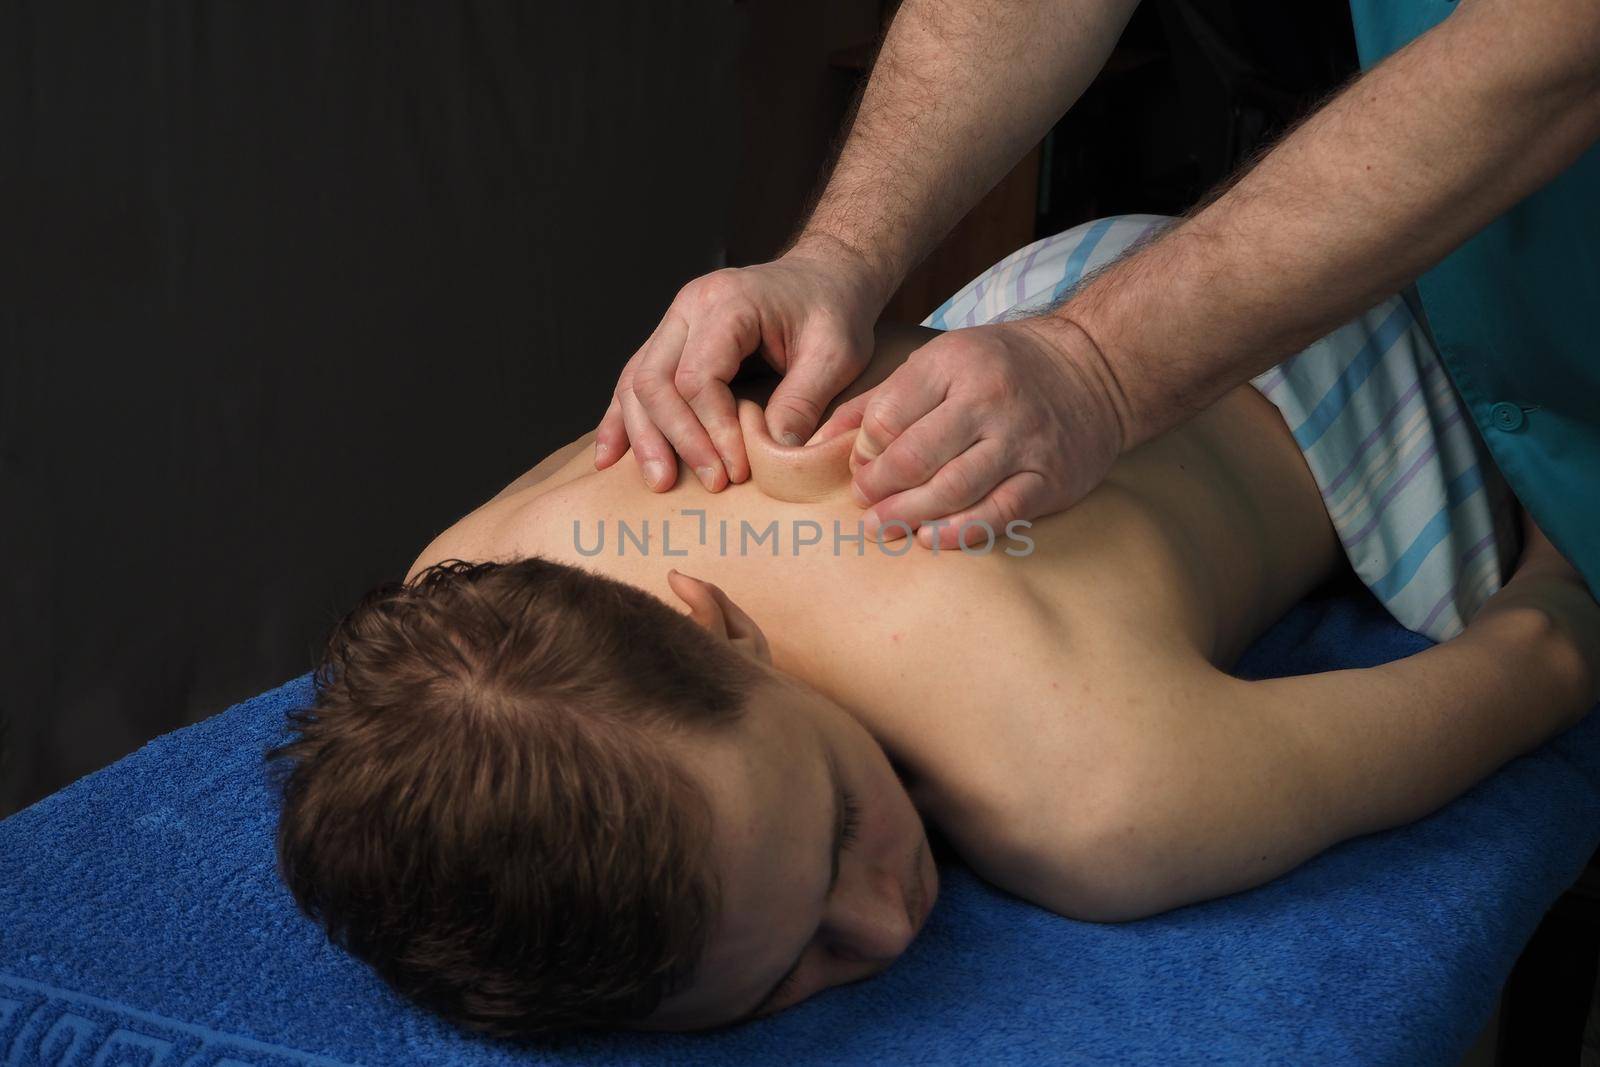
left=269, top=322, right=1600, bottom=1037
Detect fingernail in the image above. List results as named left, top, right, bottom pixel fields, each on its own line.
left=779, top=431, right=802, bottom=447
left=870, top=511, right=908, bottom=543
left=852, top=483, right=869, bottom=508
left=695, top=465, right=720, bottom=491
left=644, top=460, right=668, bottom=488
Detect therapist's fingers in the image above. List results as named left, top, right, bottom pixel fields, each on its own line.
left=848, top=362, right=951, bottom=483
left=860, top=437, right=1005, bottom=543
left=598, top=315, right=672, bottom=474
left=682, top=377, right=748, bottom=485
left=809, top=388, right=869, bottom=446
left=620, top=385, right=680, bottom=492
left=764, top=339, right=864, bottom=448
left=632, top=315, right=728, bottom=491
left=911, top=469, right=1049, bottom=552
left=675, top=311, right=761, bottom=484
left=594, top=393, right=627, bottom=470
left=851, top=400, right=980, bottom=509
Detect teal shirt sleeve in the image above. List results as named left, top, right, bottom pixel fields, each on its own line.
left=1348, top=0, right=1600, bottom=598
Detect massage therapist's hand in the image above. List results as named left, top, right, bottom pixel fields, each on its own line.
left=812, top=316, right=1127, bottom=550
left=593, top=240, right=884, bottom=494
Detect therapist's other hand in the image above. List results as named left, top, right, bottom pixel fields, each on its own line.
left=593, top=244, right=881, bottom=493
left=812, top=317, right=1127, bottom=550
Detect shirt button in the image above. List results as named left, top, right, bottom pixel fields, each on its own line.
left=1489, top=401, right=1526, bottom=432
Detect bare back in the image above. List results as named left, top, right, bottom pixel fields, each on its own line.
left=411, top=323, right=1341, bottom=849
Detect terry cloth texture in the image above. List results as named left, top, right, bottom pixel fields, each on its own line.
left=931, top=214, right=1519, bottom=641
left=2, top=582, right=1599, bottom=1066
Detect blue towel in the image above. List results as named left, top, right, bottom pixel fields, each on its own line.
left=4, top=581, right=1598, bottom=1067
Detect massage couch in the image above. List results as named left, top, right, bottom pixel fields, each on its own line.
left=3, top=575, right=1598, bottom=1066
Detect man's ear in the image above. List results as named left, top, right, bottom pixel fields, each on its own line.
left=666, top=570, right=772, bottom=665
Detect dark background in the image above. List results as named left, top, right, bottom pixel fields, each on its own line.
left=1, top=0, right=1354, bottom=816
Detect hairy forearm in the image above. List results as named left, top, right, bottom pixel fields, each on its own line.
left=1055, top=0, right=1600, bottom=450
left=789, top=0, right=1139, bottom=308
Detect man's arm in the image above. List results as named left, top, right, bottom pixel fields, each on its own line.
left=1056, top=0, right=1600, bottom=451
left=787, top=0, right=1140, bottom=308
left=815, top=0, right=1600, bottom=551
left=592, top=0, right=1137, bottom=485
left=988, top=523, right=1600, bottom=923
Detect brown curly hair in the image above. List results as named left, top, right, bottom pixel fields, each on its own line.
left=267, top=556, right=758, bottom=1036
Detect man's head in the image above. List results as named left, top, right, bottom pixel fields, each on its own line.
left=269, top=556, right=933, bottom=1037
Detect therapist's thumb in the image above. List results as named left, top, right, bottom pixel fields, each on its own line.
left=765, top=356, right=856, bottom=447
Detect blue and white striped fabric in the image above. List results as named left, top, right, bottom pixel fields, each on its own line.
left=925, top=214, right=1172, bottom=329
left=922, top=215, right=1519, bottom=642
